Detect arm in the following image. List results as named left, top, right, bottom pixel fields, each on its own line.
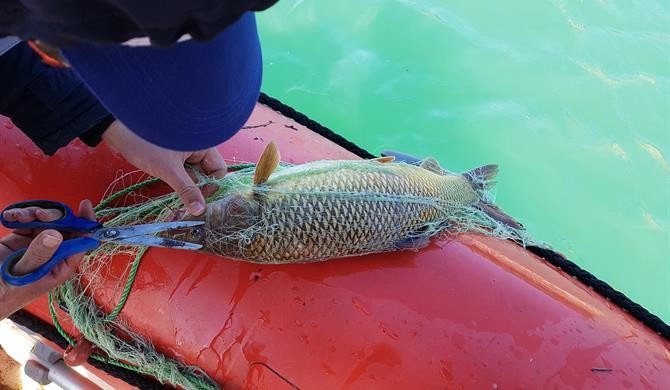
left=0, top=40, right=113, bottom=156
left=0, top=40, right=226, bottom=215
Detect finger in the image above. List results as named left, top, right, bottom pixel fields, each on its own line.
left=201, top=183, right=220, bottom=198
left=4, top=207, right=63, bottom=223
left=12, top=228, right=35, bottom=237
left=78, top=199, right=96, bottom=221
left=2, top=208, right=34, bottom=222
left=5, top=207, right=63, bottom=238
left=2, top=209, right=18, bottom=221
left=1, top=234, right=34, bottom=252
left=11, top=208, right=38, bottom=223
left=186, top=149, right=227, bottom=179
left=29, top=201, right=91, bottom=285
left=164, top=168, right=206, bottom=216
left=11, top=230, right=62, bottom=276
left=22, top=251, right=83, bottom=295
left=35, top=208, right=64, bottom=222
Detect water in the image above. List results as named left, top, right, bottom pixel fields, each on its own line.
left=255, top=1, right=670, bottom=321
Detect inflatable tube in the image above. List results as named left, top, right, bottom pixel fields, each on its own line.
left=1, top=96, right=669, bottom=389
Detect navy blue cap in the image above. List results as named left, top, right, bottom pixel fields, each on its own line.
left=60, top=12, right=261, bottom=152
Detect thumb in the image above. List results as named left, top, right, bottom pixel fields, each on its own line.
left=12, top=230, right=62, bottom=276
left=164, top=166, right=207, bottom=216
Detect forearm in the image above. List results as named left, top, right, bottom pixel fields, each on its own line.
left=0, top=41, right=114, bottom=155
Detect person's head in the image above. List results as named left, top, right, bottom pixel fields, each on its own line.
left=53, top=12, right=262, bottom=152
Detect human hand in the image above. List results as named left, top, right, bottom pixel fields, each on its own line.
left=0, top=200, right=95, bottom=320
left=101, top=120, right=227, bottom=216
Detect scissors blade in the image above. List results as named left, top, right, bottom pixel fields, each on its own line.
left=94, top=221, right=205, bottom=241
left=113, top=235, right=203, bottom=250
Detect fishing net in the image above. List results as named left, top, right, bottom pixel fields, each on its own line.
left=47, top=158, right=542, bottom=389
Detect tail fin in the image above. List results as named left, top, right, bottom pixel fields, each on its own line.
left=463, top=164, right=524, bottom=230
left=463, top=164, right=499, bottom=193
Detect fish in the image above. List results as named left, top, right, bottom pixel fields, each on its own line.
left=164, top=141, right=524, bottom=264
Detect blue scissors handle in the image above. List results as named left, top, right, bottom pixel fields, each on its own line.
left=1, top=237, right=100, bottom=286
left=0, top=200, right=102, bottom=232
left=1, top=199, right=203, bottom=286
left=1, top=200, right=103, bottom=286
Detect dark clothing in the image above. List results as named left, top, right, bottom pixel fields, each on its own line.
left=0, top=0, right=280, bottom=154
left=0, top=0, right=279, bottom=47
left=0, top=41, right=114, bottom=155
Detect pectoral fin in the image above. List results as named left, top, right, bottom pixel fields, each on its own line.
left=477, top=201, right=524, bottom=230
left=254, top=141, right=281, bottom=185
left=393, top=235, right=431, bottom=251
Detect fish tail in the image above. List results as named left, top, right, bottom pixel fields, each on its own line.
left=463, top=164, right=524, bottom=230
left=463, top=164, right=499, bottom=193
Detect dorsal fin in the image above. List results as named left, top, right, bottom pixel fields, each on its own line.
left=370, top=156, right=395, bottom=163
left=419, top=158, right=445, bottom=175
left=253, top=141, right=280, bottom=185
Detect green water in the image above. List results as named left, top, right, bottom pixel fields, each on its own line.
left=255, top=1, right=670, bottom=321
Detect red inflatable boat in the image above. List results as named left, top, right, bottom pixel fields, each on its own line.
left=1, top=95, right=668, bottom=389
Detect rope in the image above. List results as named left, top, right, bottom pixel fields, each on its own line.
left=106, top=246, right=147, bottom=321
left=258, top=92, right=376, bottom=159
left=47, top=292, right=74, bottom=344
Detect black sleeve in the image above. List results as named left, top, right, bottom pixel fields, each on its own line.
left=0, top=1, right=280, bottom=48
left=0, top=41, right=115, bottom=156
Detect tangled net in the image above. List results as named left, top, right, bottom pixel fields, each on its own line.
left=47, top=159, right=542, bottom=389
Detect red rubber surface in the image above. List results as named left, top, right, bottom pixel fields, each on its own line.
left=1, top=104, right=668, bottom=389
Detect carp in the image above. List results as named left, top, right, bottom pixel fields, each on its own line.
left=165, top=141, right=523, bottom=263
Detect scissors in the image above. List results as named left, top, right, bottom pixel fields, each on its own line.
left=0, top=200, right=204, bottom=287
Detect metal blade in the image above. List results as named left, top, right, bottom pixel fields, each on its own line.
left=94, top=221, right=205, bottom=240
left=113, top=235, right=203, bottom=250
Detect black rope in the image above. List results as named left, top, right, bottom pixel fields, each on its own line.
left=526, top=246, right=670, bottom=340
left=258, top=92, right=376, bottom=159
left=8, top=309, right=166, bottom=389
